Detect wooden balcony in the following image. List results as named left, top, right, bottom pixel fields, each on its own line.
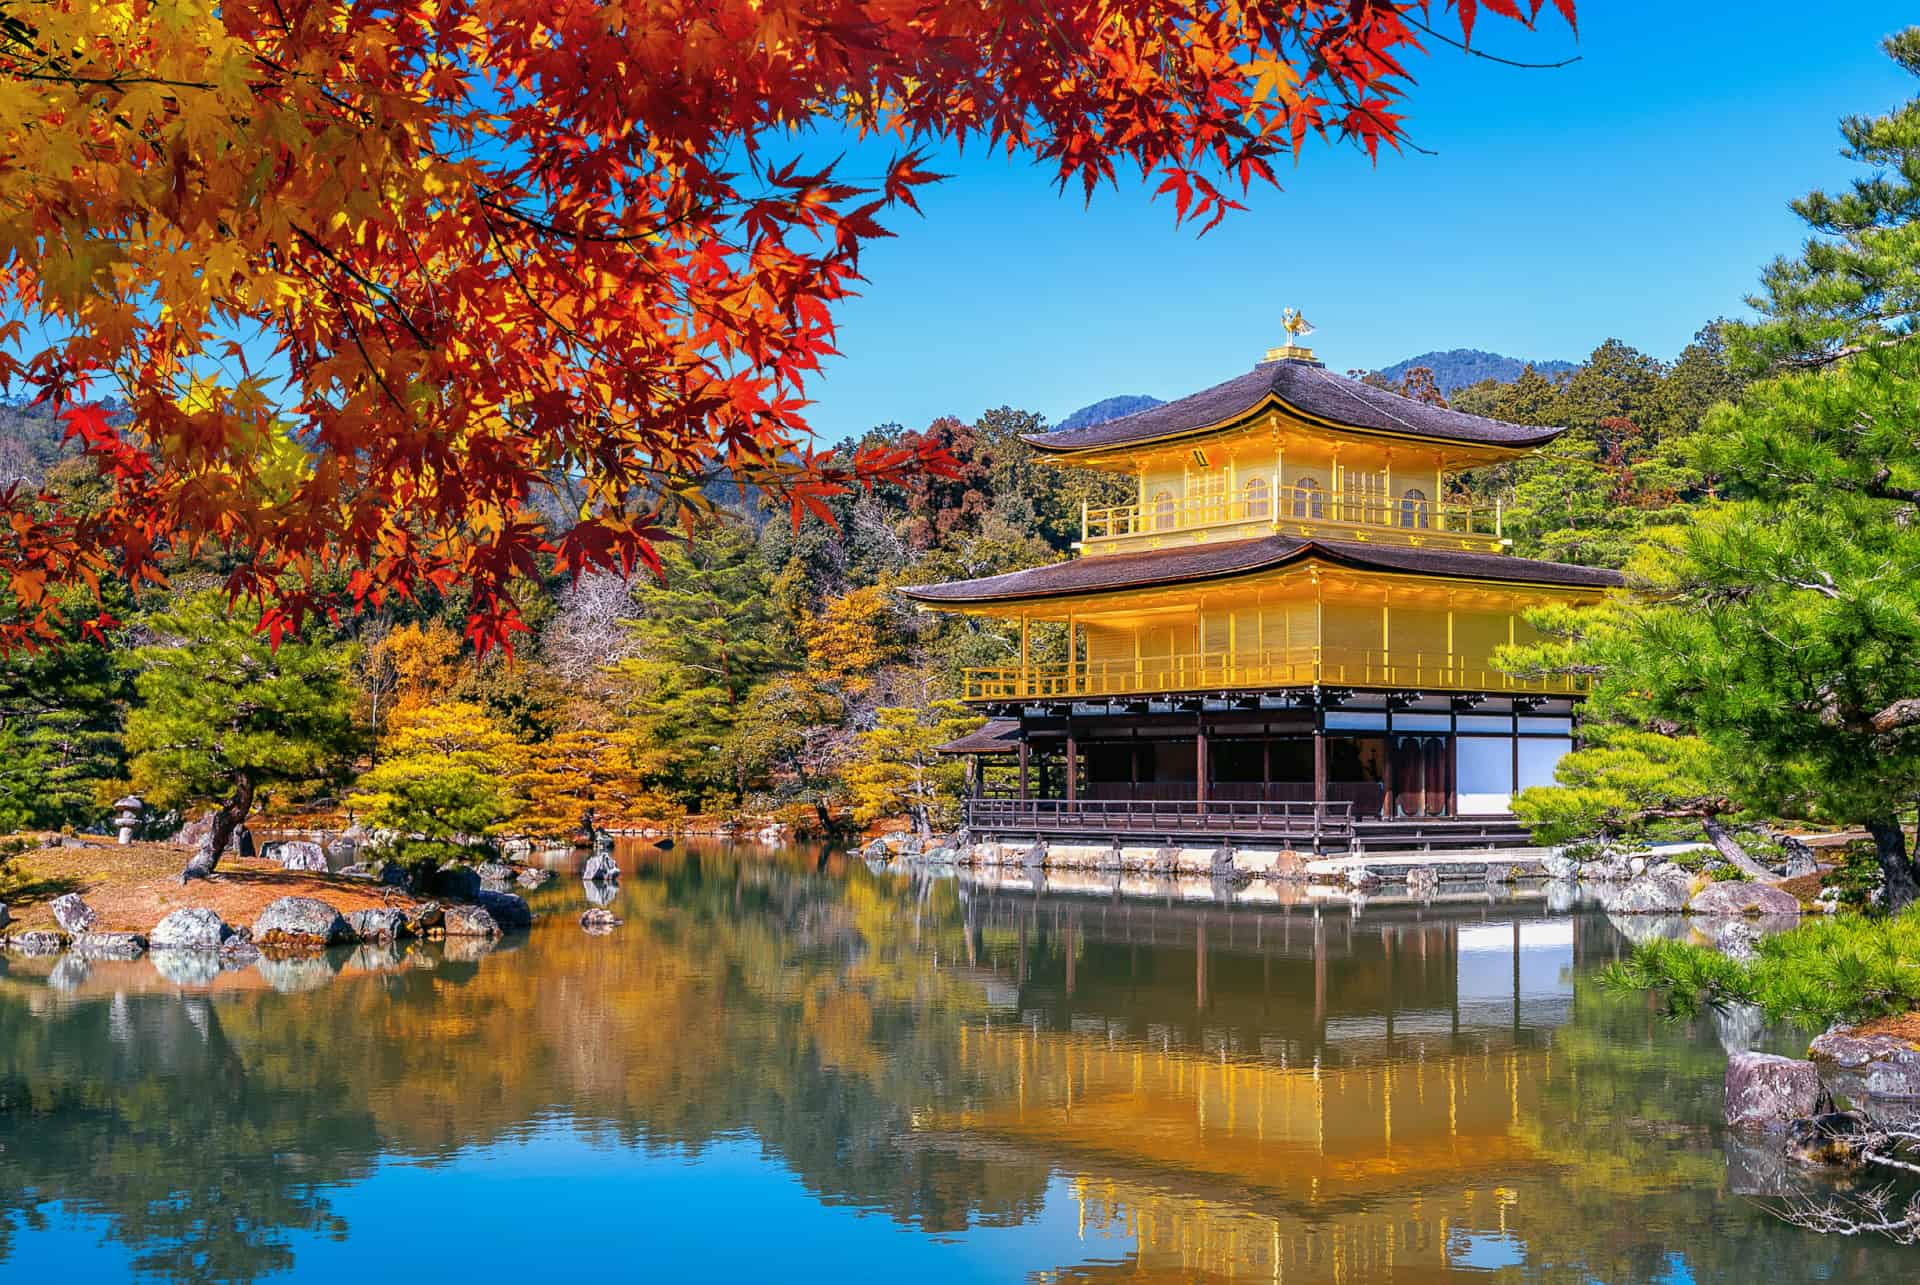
left=1081, top=485, right=1504, bottom=555
left=962, top=647, right=1586, bottom=702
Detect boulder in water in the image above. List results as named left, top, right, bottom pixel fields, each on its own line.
left=347, top=908, right=409, bottom=943
left=1607, top=871, right=1693, bottom=914
left=50, top=893, right=98, bottom=935
left=1688, top=881, right=1801, bottom=917
left=252, top=896, right=351, bottom=949
left=580, top=907, right=623, bottom=933
left=581, top=853, right=620, bottom=883
left=405, top=901, right=444, bottom=935
left=1725, top=1051, right=1829, bottom=1130
left=7, top=931, right=67, bottom=956
left=442, top=904, right=501, bottom=938
left=71, top=931, right=147, bottom=960
left=150, top=907, right=233, bottom=950
left=1810, top=1028, right=1920, bottom=1101
left=474, top=889, right=532, bottom=928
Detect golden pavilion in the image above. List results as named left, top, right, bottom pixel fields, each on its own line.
left=902, top=323, right=1622, bottom=853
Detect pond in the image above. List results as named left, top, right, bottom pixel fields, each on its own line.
left=0, top=841, right=1910, bottom=1283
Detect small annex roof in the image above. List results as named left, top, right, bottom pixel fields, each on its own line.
left=1026, top=358, right=1564, bottom=454
left=901, top=536, right=1623, bottom=607
left=933, top=719, right=1022, bottom=755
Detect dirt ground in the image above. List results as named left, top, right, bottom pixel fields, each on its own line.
left=3, top=838, right=419, bottom=934
left=1844, top=1011, right=1920, bottom=1044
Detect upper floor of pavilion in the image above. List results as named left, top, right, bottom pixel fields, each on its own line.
left=1027, top=325, right=1567, bottom=557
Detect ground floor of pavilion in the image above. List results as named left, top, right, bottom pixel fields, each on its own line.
left=943, top=689, right=1578, bottom=853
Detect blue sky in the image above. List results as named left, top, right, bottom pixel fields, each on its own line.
left=803, top=2, right=1918, bottom=440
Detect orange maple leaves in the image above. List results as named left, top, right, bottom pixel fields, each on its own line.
left=0, top=0, right=1571, bottom=652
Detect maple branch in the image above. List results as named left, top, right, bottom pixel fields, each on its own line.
left=1401, top=16, right=1584, bottom=69
left=290, top=226, right=433, bottom=350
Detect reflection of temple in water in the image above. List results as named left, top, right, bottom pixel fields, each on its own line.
left=924, top=890, right=1619, bottom=1281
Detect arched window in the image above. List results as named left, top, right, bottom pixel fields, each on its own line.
left=1242, top=475, right=1271, bottom=520
left=1291, top=477, right=1325, bottom=520
left=1399, top=487, right=1430, bottom=529
left=1151, top=488, right=1177, bottom=531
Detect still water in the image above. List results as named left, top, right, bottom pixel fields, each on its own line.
left=0, top=842, right=1911, bottom=1283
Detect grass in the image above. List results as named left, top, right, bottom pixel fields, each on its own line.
left=1602, top=907, right=1920, bottom=1029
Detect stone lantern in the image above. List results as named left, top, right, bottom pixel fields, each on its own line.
left=112, top=795, right=145, bottom=846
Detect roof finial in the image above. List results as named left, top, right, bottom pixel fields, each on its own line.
left=1264, top=308, right=1319, bottom=364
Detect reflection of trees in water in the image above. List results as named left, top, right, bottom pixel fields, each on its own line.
left=0, top=849, right=1050, bottom=1282
left=0, top=994, right=374, bottom=1283
left=1514, top=972, right=1860, bottom=1283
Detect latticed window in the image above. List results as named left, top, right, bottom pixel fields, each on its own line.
left=1185, top=465, right=1226, bottom=523
left=1400, top=487, right=1430, bottom=529
left=1151, top=488, right=1177, bottom=531
left=1291, top=476, right=1325, bottom=519
left=1243, top=475, right=1271, bottom=519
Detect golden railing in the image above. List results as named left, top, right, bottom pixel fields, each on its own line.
left=1082, top=484, right=1503, bottom=551
left=962, top=647, right=1585, bottom=701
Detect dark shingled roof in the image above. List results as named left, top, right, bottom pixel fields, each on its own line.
left=933, top=719, right=1021, bottom=755
left=1026, top=358, right=1565, bottom=453
left=902, top=536, right=1622, bottom=605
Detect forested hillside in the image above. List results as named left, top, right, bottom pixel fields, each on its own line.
left=0, top=328, right=1740, bottom=843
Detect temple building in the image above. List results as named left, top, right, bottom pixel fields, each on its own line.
left=903, top=321, right=1623, bottom=852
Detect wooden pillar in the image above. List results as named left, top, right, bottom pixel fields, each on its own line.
left=1018, top=740, right=1031, bottom=801
left=1195, top=718, right=1209, bottom=807
left=1313, top=704, right=1328, bottom=847
left=1064, top=722, right=1078, bottom=806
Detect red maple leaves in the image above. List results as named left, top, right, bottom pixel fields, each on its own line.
left=0, top=0, right=1572, bottom=653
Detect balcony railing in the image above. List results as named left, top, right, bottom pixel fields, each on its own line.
left=968, top=797, right=1353, bottom=844
left=1082, top=484, right=1503, bottom=553
left=963, top=647, right=1585, bottom=701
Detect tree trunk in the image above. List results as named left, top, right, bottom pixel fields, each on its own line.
left=1866, top=816, right=1920, bottom=913
left=1700, top=814, right=1781, bottom=882
left=180, top=777, right=255, bottom=884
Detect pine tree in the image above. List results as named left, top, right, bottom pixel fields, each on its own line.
left=126, top=592, right=358, bottom=877
left=0, top=587, right=129, bottom=830
left=1735, top=29, right=1920, bottom=372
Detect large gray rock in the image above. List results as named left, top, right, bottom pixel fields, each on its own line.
left=71, top=931, right=147, bottom=961
left=1725, top=1050, right=1830, bottom=1129
left=581, top=853, right=620, bottom=883
left=1608, top=871, right=1693, bottom=914
left=378, top=862, right=415, bottom=890
left=280, top=841, right=328, bottom=872
left=149, top=907, right=233, bottom=950
left=515, top=867, right=553, bottom=889
left=251, top=896, right=351, bottom=948
left=1689, top=881, right=1802, bottom=917
left=1810, top=1028, right=1920, bottom=1101
left=347, top=908, right=409, bottom=943
left=473, top=889, right=531, bottom=928
left=475, top=862, right=515, bottom=884
left=405, top=901, right=444, bottom=935
left=433, top=864, right=482, bottom=899
left=49, top=893, right=98, bottom=935
left=7, top=931, right=67, bottom=956
left=442, top=904, right=501, bottom=938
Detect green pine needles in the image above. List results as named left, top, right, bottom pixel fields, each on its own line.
left=1602, top=910, right=1920, bottom=1029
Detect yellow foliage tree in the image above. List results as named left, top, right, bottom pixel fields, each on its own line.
left=347, top=701, right=528, bottom=859
left=516, top=726, right=681, bottom=837
left=843, top=701, right=982, bottom=839
left=799, top=586, right=905, bottom=698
